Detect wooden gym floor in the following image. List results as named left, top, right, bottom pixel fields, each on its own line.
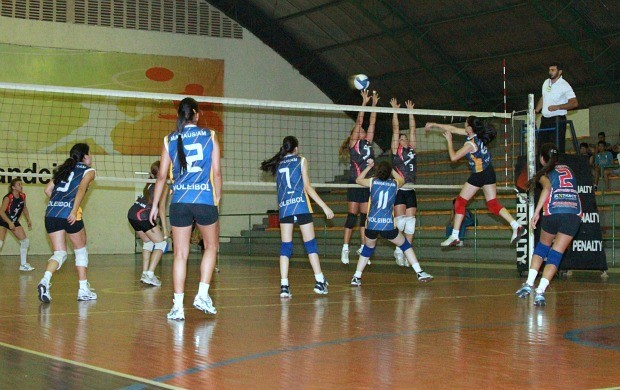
left=0, top=253, right=619, bottom=389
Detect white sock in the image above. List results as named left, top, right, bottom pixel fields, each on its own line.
left=314, top=273, right=325, bottom=283
left=359, top=244, right=364, bottom=251
left=281, top=278, right=289, bottom=286
left=537, top=278, right=550, bottom=293
left=342, top=244, right=349, bottom=251
left=354, top=270, right=362, bottom=278
left=412, top=263, right=422, bottom=273
left=174, top=293, right=184, bottom=307
left=198, top=282, right=210, bottom=297
left=146, top=271, right=154, bottom=278
left=79, top=280, right=88, bottom=290
left=526, top=269, right=538, bottom=286
left=451, top=229, right=460, bottom=239
left=510, top=220, right=520, bottom=229
left=43, top=271, right=52, bottom=284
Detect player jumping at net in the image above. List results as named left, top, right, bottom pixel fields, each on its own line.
left=150, top=97, right=222, bottom=321
left=0, top=178, right=34, bottom=271
left=425, top=117, right=526, bottom=247
left=338, top=89, right=379, bottom=264
left=260, top=136, right=334, bottom=298
left=350, top=159, right=433, bottom=286
left=37, top=143, right=97, bottom=303
left=390, top=98, right=418, bottom=266
left=128, top=161, right=169, bottom=287
left=515, top=143, right=582, bottom=306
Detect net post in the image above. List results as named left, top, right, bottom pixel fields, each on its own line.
left=526, top=94, right=536, bottom=267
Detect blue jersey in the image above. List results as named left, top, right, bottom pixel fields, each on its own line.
left=46, top=163, right=95, bottom=219
left=392, top=145, right=416, bottom=184
left=366, top=178, right=398, bottom=231
left=465, top=135, right=492, bottom=173
left=277, top=155, right=312, bottom=219
left=543, top=164, right=582, bottom=216
left=166, top=125, right=217, bottom=205
left=349, top=139, right=375, bottom=180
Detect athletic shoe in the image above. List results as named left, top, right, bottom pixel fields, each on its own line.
left=441, top=236, right=460, bottom=247
left=193, top=294, right=217, bottom=314
left=19, top=263, right=35, bottom=271
left=140, top=272, right=149, bottom=283
left=394, top=248, right=407, bottom=266
left=280, top=285, right=292, bottom=298
left=534, top=292, right=546, bottom=306
left=37, top=280, right=51, bottom=303
left=416, top=271, right=434, bottom=283
left=350, top=276, right=362, bottom=286
left=341, top=248, right=349, bottom=264
left=314, top=280, right=328, bottom=294
left=511, top=226, right=527, bottom=244
left=167, top=305, right=185, bottom=321
left=77, top=283, right=98, bottom=301
left=144, top=275, right=162, bottom=287
left=456, top=241, right=464, bottom=247
left=515, top=283, right=532, bottom=298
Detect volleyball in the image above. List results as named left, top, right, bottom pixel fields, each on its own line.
left=353, top=74, right=370, bottom=90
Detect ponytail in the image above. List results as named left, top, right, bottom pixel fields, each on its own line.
left=339, top=136, right=351, bottom=159
left=176, top=97, right=199, bottom=175
left=143, top=160, right=160, bottom=204
left=260, top=136, right=298, bottom=175
left=467, top=116, right=496, bottom=145
left=376, top=161, right=392, bottom=181
left=526, top=143, right=558, bottom=190
left=53, top=143, right=89, bottom=185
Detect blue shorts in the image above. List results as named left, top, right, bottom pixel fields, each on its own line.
left=45, top=217, right=85, bottom=234
left=280, top=213, right=313, bottom=226
left=467, top=165, right=496, bottom=187
left=169, top=203, right=218, bottom=227
left=365, top=228, right=399, bottom=240
left=541, top=214, right=581, bottom=237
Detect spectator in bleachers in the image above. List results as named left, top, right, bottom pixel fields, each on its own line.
left=598, top=132, right=612, bottom=152
left=593, top=140, right=615, bottom=191
left=579, top=142, right=594, bottom=169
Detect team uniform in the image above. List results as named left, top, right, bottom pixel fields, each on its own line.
left=165, top=124, right=218, bottom=227
left=540, top=164, right=582, bottom=237
left=348, top=139, right=374, bottom=202
left=127, top=184, right=157, bottom=232
left=45, top=162, right=95, bottom=234
left=364, top=178, right=399, bottom=240
left=393, top=144, right=417, bottom=208
left=0, top=192, right=26, bottom=229
left=277, top=154, right=313, bottom=225
left=464, top=135, right=496, bottom=188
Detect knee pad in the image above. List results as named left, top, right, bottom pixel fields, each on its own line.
left=533, top=242, right=551, bottom=259
left=344, top=213, right=357, bottom=229
left=50, top=250, right=67, bottom=269
left=404, top=217, right=416, bottom=235
left=153, top=240, right=167, bottom=252
left=399, top=239, right=412, bottom=253
left=142, top=241, right=154, bottom=252
left=455, top=196, right=468, bottom=215
left=359, top=213, right=367, bottom=227
left=20, top=238, right=29, bottom=250
left=360, top=244, right=375, bottom=258
left=75, top=247, right=89, bottom=267
left=280, top=241, right=293, bottom=258
left=395, top=216, right=407, bottom=231
left=303, top=238, right=318, bottom=255
left=486, top=198, right=503, bottom=216
left=546, top=249, right=564, bottom=268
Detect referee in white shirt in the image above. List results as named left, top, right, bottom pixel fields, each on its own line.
left=535, top=62, right=579, bottom=153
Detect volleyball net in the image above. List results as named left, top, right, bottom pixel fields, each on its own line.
left=0, top=82, right=520, bottom=190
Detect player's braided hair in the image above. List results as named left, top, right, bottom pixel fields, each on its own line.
left=175, top=97, right=199, bottom=175
left=53, top=143, right=89, bottom=185
left=260, top=136, right=298, bottom=175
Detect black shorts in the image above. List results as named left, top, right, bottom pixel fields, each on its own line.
left=467, top=165, right=496, bottom=188
left=280, top=213, right=313, bottom=226
left=365, top=228, right=399, bottom=240
left=169, top=203, right=218, bottom=227
left=0, top=219, right=20, bottom=229
left=541, top=214, right=581, bottom=237
left=128, top=218, right=156, bottom=233
left=347, top=180, right=370, bottom=203
left=395, top=189, right=417, bottom=208
left=45, top=217, right=85, bottom=234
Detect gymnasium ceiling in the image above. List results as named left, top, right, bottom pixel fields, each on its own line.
left=206, top=0, right=619, bottom=132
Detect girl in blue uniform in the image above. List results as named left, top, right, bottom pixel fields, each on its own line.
left=350, top=160, right=433, bottom=286
left=0, top=178, right=34, bottom=271
left=425, top=116, right=525, bottom=247
left=150, top=97, right=222, bottom=321
left=338, top=90, right=379, bottom=264
left=261, top=136, right=334, bottom=297
left=515, top=143, right=582, bottom=306
left=37, top=143, right=97, bottom=303
left=390, top=98, right=418, bottom=266
left=128, top=161, right=169, bottom=287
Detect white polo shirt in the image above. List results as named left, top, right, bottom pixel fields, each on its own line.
left=541, top=76, right=576, bottom=118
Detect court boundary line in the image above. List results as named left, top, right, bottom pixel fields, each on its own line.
left=0, top=341, right=184, bottom=390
